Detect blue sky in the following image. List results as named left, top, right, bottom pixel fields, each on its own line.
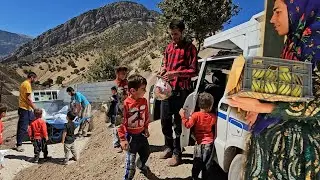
left=0, top=0, right=264, bottom=37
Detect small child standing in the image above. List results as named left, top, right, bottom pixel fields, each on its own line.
left=179, top=92, right=217, bottom=180
left=118, top=74, right=150, bottom=180
left=28, top=109, right=49, bottom=163
left=61, top=111, right=78, bottom=165
left=108, top=86, right=119, bottom=128
left=0, top=104, right=7, bottom=169
left=112, top=66, right=129, bottom=153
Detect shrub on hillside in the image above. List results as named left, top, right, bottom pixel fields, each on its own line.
left=68, top=60, right=77, bottom=68
left=42, top=78, right=53, bottom=87
left=149, top=52, right=158, bottom=59
left=80, top=67, right=85, bottom=71
left=87, top=52, right=120, bottom=81
left=139, top=57, right=151, bottom=72
left=56, top=76, right=65, bottom=84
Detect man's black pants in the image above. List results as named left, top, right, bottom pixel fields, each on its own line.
left=160, top=90, right=189, bottom=157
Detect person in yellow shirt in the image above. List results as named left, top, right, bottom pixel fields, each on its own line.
left=16, top=72, right=37, bottom=152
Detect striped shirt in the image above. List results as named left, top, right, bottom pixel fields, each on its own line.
left=162, top=40, right=198, bottom=90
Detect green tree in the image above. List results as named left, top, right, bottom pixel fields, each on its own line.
left=139, top=57, right=152, bottom=72
left=158, top=0, right=239, bottom=50
left=56, top=76, right=65, bottom=84
left=87, top=52, right=120, bottom=81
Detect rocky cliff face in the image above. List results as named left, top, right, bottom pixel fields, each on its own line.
left=8, top=1, right=158, bottom=60
left=0, top=30, right=31, bottom=58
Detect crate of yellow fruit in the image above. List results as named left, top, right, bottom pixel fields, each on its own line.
left=226, top=56, right=313, bottom=102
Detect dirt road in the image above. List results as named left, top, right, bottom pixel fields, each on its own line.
left=10, top=111, right=227, bottom=180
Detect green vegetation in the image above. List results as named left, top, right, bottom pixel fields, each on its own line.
left=159, top=0, right=239, bottom=49
left=56, top=76, right=65, bottom=84
left=86, top=52, right=120, bottom=81
left=139, top=57, right=152, bottom=72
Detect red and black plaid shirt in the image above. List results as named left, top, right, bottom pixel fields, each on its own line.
left=162, top=40, right=198, bottom=90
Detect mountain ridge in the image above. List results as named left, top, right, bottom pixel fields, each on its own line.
left=0, top=30, right=32, bottom=57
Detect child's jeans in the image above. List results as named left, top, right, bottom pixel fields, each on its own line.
left=33, top=138, right=48, bottom=161
left=110, top=115, right=116, bottom=125
left=124, top=133, right=150, bottom=180
left=192, top=143, right=214, bottom=180
left=113, top=127, right=121, bottom=148
left=64, top=142, right=77, bottom=162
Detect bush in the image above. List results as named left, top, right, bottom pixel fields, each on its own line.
left=23, top=69, right=31, bottom=75
left=85, top=57, right=90, bottom=62
left=73, top=69, right=80, bottom=74
left=56, top=66, right=62, bottom=72
left=42, top=78, right=53, bottom=87
left=56, top=76, right=65, bottom=84
left=87, top=52, right=120, bottom=81
left=39, top=66, right=44, bottom=70
left=80, top=67, right=85, bottom=71
left=149, top=52, right=158, bottom=59
left=62, top=67, right=67, bottom=71
left=68, top=60, right=77, bottom=68
left=138, top=57, right=152, bottom=72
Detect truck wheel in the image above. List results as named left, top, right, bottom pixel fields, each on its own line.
left=228, top=154, right=245, bottom=180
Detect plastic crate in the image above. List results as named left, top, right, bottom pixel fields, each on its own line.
left=228, top=56, right=314, bottom=102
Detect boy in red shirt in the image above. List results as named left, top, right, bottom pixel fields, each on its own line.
left=118, top=74, right=150, bottom=180
left=28, top=109, right=49, bottom=163
left=112, top=66, right=129, bottom=153
left=0, top=104, right=7, bottom=169
left=179, top=92, right=216, bottom=180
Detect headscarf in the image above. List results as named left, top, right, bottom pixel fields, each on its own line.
left=252, top=0, right=320, bottom=135
left=281, top=0, right=320, bottom=65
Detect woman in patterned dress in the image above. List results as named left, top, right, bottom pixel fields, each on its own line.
left=228, top=0, right=320, bottom=179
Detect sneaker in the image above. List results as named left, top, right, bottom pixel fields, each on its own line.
left=44, top=156, right=52, bottom=161
left=70, top=156, right=78, bottom=161
left=16, top=145, right=24, bottom=152
left=114, top=146, right=123, bottom=153
left=168, top=155, right=181, bottom=167
left=63, top=160, right=69, bottom=165
left=82, top=132, right=87, bottom=137
left=139, top=165, right=150, bottom=175
left=34, top=158, right=39, bottom=163
left=159, top=148, right=172, bottom=159
left=108, top=124, right=115, bottom=128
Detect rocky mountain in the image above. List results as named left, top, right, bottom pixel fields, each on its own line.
left=4, top=1, right=159, bottom=61
left=0, top=1, right=167, bottom=111
left=0, top=30, right=32, bottom=57
left=2, top=1, right=164, bottom=87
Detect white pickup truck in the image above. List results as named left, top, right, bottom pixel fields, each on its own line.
left=149, top=12, right=265, bottom=180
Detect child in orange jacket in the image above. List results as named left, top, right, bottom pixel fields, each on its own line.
left=0, top=103, right=7, bottom=169
left=179, top=92, right=217, bottom=180
left=118, top=74, right=150, bottom=180
left=28, top=109, right=49, bottom=163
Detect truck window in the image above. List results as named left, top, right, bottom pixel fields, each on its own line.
left=219, top=103, right=229, bottom=112
left=200, top=60, right=231, bottom=113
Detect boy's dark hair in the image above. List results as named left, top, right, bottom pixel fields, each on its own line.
left=128, top=74, right=147, bottom=90
left=111, top=86, right=117, bottom=91
left=66, top=87, right=74, bottom=93
left=115, top=66, right=128, bottom=73
left=34, top=108, right=43, bottom=118
left=67, top=111, right=76, bottom=121
left=27, top=72, right=37, bottom=79
left=0, top=103, right=7, bottom=114
left=169, top=19, right=185, bottom=32
left=198, top=92, right=214, bottom=110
